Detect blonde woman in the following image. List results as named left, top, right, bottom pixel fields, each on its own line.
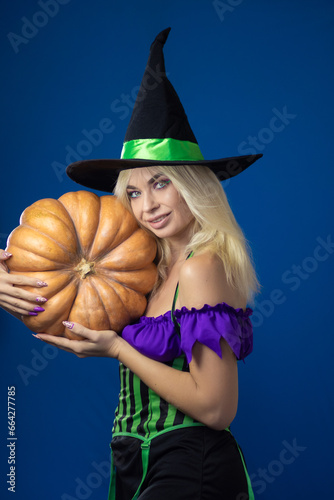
left=0, top=28, right=263, bottom=499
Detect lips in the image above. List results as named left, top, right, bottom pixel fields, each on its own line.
left=146, top=212, right=171, bottom=229
left=147, top=213, right=171, bottom=223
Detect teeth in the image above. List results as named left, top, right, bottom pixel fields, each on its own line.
left=152, top=215, right=166, bottom=223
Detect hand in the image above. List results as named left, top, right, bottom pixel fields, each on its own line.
left=34, top=321, right=121, bottom=359
left=0, top=250, right=48, bottom=318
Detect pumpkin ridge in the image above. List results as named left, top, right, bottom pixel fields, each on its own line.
left=20, top=223, right=78, bottom=261
left=25, top=205, right=77, bottom=236
left=62, top=279, right=82, bottom=337
left=88, top=198, right=115, bottom=261
left=58, top=191, right=101, bottom=257
left=96, top=227, right=157, bottom=271
left=97, top=274, right=138, bottom=318
left=89, top=277, right=111, bottom=330
left=95, top=196, right=102, bottom=256
left=94, top=227, right=139, bottom=264
left=87, top=203, right=123, bottom=262
left=82, top=279, right=88, bottom=328
left=96, top=265, right=157, bottom=296
left=66, top=277, right=83, bottom=326
left=87, top=229, right=126, bottom=264
left=81, top=195, right=101, bottom=257
left=96, top=274, right=126, bottom=312
left=7, top=242, right=74, bottom=270
left=98, top=272, right=146, bottom=295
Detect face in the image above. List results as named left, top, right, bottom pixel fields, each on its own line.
left=126, top=168, right=195, bottom=241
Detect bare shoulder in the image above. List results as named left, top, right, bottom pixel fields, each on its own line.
left=178, top=251, right=247, bottom=311
left=179, top=252, right=223, bottom=287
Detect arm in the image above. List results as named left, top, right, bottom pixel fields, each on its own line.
left=115, top=331, right=238, bottom=430
left=36, top=252, right=245, bottom=431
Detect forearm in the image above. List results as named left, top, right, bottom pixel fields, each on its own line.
left=115, top=336, right=237, bottom=429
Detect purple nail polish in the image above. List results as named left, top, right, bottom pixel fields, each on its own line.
left=34, top=307, right=45, bottom=312
left=36, top=297, right=47, bottom=303
left=36, top=281, right=48, bottom=287
left=29, top=312, right=38, bottom=316
left=2, top=251, right=12, bottom=258
left=62, top=321, right=74, bottom=330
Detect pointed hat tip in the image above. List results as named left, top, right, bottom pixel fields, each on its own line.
left=153, top=27, right=171, bottom=46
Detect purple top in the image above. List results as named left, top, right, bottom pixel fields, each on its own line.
left=121, top=302, right=253, bottom=364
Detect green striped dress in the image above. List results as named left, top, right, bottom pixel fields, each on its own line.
left=112, top=354, right=201, bottom=439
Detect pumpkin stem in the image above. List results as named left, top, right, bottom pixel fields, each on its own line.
left=74, top=258, right=96, bottom=279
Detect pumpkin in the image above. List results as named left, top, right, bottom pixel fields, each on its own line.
left=6, top=190, right=157, bottom=340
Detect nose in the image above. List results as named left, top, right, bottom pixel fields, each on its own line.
left=141, top=191, right=159, bottom=213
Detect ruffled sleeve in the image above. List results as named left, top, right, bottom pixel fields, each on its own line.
left=121, top=312, right=182, bottom=363
left=174, top=302, right=253, bottom=364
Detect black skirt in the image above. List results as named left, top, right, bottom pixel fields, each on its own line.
left=110, top=426, right=253, bottom=500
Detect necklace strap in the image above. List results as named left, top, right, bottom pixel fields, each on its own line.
left=171, top=251, right=193, bottom=334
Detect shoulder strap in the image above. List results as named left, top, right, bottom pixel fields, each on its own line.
left=171, top=251, right=193, bottom=334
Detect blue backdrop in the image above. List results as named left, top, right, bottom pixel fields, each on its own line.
left=1, top=1, right=333, bottom=499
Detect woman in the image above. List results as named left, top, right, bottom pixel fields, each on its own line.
left=0, top=164, right=258, bottom=500
left=0, top=28, right=262, bottom=499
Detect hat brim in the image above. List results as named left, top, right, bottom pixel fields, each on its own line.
left=66, top=154, right=263, bottom=193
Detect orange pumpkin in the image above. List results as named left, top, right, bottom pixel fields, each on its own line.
left=6, top=191, right=157, bottom=339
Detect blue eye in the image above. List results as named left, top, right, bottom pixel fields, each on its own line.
left=154, top=179, right=171, bottom=189
left=127, top=190, right=141, bottom=199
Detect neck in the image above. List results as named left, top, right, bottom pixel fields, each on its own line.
left=165, top=220, right=194, bottom=266
left=168, top=245, right=188, bottom=266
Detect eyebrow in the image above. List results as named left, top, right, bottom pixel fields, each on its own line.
left=126, top=173, right=163, bottom=190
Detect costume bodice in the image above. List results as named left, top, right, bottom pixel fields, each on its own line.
left=112, top=302, right=253, bottom=439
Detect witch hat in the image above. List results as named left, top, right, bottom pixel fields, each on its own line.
left=66, top=28, right=262, bottom=192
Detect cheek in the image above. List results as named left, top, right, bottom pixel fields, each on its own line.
left=175, top=197, right=194, bottom=223
left=164, top=189, right=183, bottom=208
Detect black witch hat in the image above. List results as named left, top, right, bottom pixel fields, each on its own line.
left=66, top=28, right=262, bottom=192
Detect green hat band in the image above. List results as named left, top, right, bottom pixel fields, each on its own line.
left=121, top=137, right=205, bottom=162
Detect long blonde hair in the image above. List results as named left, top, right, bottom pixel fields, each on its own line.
left=114, top=165, right=260, bottom=305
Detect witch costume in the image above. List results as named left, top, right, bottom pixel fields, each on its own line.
left=67, top=27, right=261, bottom=500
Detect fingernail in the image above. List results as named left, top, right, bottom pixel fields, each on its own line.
left=36, top=281, right=48, bottom=287
left=34, top=307, right=45, bottom=312
left=29, top=312, right=38, bottom=316
left=36, top=297, right=47, bottom=303
left=62, top=321, right=74, bottom=330
left=2, top=251, right=12, bottom=258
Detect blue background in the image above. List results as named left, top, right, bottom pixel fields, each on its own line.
left=1, top=1, right=333, bottom=499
